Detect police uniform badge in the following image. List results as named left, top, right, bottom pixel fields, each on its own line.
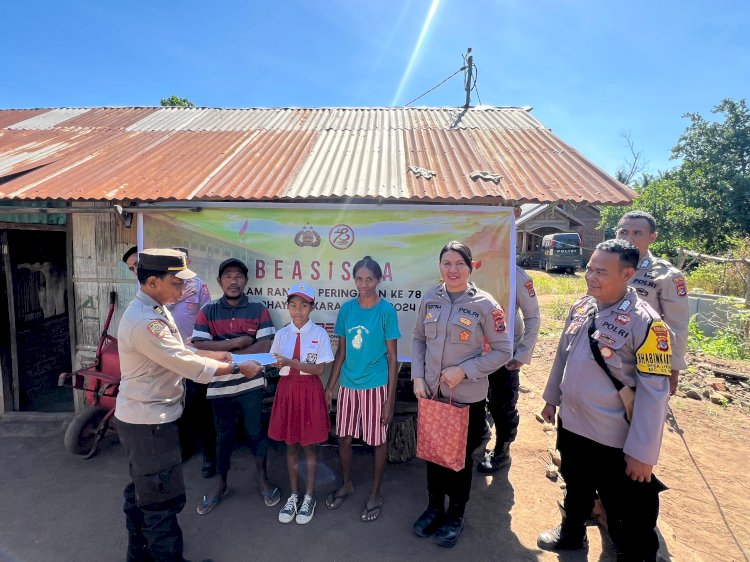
left=615, top=313, right=630, bottom=326
left=459, top=317, right=472, bottom=327
left=617, top=300, right=631, bottom=312
left=673, top=275, right=688, bottom=297
left=524, top=280, right=536, bottom=298
left=636, top=320, right=672, bottom=376
left=491, top=307, right=506, bottom=333
left=147, top=320, right=169, bottom=339
left=426, top=312, right=433, bottom=320
left=639, top=258, right=651, bottom=269
left=600, top=346, right=614, bottom=359
left=592, top=329, right=616, bottom=347
left=566, top=318, right=584, bottom=335
left=459, top=330, right=470, bottom=341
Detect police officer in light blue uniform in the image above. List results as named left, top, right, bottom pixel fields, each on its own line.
left=538, top=240, right=671, bottom=561
left=115, top=248, right=262, bottom=562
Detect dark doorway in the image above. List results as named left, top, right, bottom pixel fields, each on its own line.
left=0, top=230, right=72, bottom=412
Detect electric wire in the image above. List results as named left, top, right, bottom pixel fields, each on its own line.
left=404, top=66, right=467, bottom=107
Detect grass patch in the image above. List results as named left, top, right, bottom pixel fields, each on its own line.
left=529, top=269, right=588, bottom=334
left=527, top=270, right=587, bottom=296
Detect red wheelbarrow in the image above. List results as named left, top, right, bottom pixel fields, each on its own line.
left=59, top=291, right=120, bottom=458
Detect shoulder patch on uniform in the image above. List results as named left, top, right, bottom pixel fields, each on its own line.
left=639, top=258, right=651, bottom=269
left=618, top=299, right=631, bottom=312
left=636, top=320, right=672, bottom=376
left=147, top=320, right=169, bottom=339
left=524, top=279, right=536, bottom=298
left=492, top=306, right=506, bottom=333
left=673, top=275, right=688, bottom=297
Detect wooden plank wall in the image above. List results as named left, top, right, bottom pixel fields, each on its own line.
left=71, top=204, right=137, bottom=382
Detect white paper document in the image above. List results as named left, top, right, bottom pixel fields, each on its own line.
left=232, top=353, right=277, bottom=366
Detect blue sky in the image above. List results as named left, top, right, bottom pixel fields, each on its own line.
left=1, top=0, right=748, bottom=177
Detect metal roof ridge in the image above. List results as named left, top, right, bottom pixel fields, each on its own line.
left=0, top=105, right=535, bottom=112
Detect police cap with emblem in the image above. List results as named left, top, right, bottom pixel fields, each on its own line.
left=138, top=248, right=196, bottom=279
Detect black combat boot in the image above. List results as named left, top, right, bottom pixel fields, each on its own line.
left=477, top=442, right=511, bottom=473
left=537, top=521, right=588, bottom=551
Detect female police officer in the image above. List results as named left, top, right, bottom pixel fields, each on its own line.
left=411, top=241, right=512, bottom=547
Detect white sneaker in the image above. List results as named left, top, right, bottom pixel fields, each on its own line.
left=278, top=493, right=299, bottom=524
left=296, top=494, right=316, bottom=525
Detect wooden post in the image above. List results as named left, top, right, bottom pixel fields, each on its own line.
left=1, top=232, right=19, bottom=412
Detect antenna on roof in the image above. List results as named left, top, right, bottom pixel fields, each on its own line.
left=463, top=48, right=473, bottom=108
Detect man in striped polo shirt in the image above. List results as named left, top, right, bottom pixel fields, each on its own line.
left=192, top=258, right=281, bottom=514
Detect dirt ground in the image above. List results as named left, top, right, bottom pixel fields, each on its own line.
left=1, top=280, right=749, bottom=561
left=519, top=335, right=750, bottom=562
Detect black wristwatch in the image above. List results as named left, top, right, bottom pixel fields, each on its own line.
left=230, top=362, right=240, bottom=375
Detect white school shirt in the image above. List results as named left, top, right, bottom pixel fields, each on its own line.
left=270, top=320, right=334, bottom=376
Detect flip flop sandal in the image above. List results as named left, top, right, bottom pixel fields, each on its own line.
left=325, top=487, right=354, bottom=510
left=196, top=487, right=228, bottom=515
left=261, top=486, right=282, bottom=507
left=361, top=496, right=383, bottom=522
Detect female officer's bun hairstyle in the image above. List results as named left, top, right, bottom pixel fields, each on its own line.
left=353, top=255, right=383, bottom=280
left=439, top=241, right=473, bottom=272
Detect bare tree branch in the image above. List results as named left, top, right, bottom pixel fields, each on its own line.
left=616, top=131, right=647, bottom=185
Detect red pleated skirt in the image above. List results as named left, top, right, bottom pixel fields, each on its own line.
left=268, top=373, right=330, bottom=446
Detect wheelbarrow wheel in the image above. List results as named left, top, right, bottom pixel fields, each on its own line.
left=64, top=407, right=109, bottom=458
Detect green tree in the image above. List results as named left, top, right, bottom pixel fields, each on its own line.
left=599, top=173, right=705, bottom=255
left=601, top=98, right=750, bottom=256
left=160, top=96, right=196, bottom=107
left=672, top=98, right=750, bottom=251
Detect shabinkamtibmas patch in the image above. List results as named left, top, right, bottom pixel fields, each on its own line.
left=636, top=320, right=672, bottom=376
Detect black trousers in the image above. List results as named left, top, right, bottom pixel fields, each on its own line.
left=557, top=423, right=663, bottom=561
left=182, top=379, right=216, bottom=463
left=116, top=419, right=186, bottom=562
left=487, top=366, right=520, bottom=446
left=211, top=390, right=268, bottom=480
left=426, top=399, right=486, bottom=518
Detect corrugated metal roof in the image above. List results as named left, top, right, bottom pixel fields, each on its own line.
left=8, top=108, right=91, bottom=130
left=0, top=109, right=51, bottom=129
left=0, top=106, right=636, bottom=205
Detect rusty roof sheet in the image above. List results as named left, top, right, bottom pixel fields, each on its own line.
left=0, top=106, right=635, bottom=205
left=0, top=109, right=51, bottom=129
left=8, top=108, right=91, bottom=130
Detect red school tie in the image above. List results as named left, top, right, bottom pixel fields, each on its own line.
left=289, top=332, right=301, bottom=376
